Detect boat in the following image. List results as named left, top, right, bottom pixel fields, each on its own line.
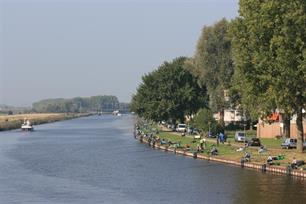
left=112, top=110, right=122, bottom=116
left=21, top=119, right=34, bottom=131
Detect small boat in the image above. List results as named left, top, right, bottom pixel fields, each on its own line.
left=112, top=110, right=122, bottom=116
left=21, top=119, right=34, bottom=131
left=112, top=110, right=119, bottom=115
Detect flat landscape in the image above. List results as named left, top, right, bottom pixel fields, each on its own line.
left=0, top=113, right=87, bottom=131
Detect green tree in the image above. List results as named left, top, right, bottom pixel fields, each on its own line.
left=190, top=18, right=234, bottom=132
left=131, top=57, right=208, bottom=123
left=231, top=0, right=306, bottom=152
left=192, top=108, right=219, bottom=134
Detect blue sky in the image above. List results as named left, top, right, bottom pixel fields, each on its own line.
left=1, top=0, right=238, bottom=106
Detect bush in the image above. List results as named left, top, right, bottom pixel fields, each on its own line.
left=192, top=108, right=217, bottom=134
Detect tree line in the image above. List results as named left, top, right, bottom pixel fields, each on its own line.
left=32, top=95, right=126, bottom=113
left=131, top=0, right=305, bottom=152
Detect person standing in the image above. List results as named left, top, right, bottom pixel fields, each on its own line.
left=216, top=134, right=220, bottom=146
left=219, top=132, right=224, bottom=144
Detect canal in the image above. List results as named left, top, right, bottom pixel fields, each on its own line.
left=0, top=115, right=305, bottom=203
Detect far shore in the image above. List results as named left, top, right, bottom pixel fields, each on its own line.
left=0, top=113, right=93, bottom=131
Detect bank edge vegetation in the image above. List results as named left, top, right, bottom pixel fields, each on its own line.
left=131, top=1, right=306, bottom=152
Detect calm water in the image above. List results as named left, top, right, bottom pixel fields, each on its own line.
left=0, top=115, right=305, bottom=204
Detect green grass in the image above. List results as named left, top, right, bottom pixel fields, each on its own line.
left=259, top=138, right=283, bottom=149
left=137, top=121, right=306, bottom=167
left=158, top=132, right=243, bottom=158
left=156, top=131, right=305, bottom=165
left=225, top=129, right=257, bottom=137
left=224, top=130, right=283, bottom=149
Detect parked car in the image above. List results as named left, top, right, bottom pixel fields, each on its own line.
left=176, top=124, right=187, bottom=132
left=207, top=131, right=217, bottom=138
left=281, top=138, right=306, bottom=149
left=187, top=127, right=193, bottom=134
left=246, top=138, right=261, bottom=146
left=235, top=131, right=246, bottom=142
left=167, top=124, right=176, bottom=131
left=187, top=127, right=199, bottom=135
left=281, top=138, right=297, bottom=149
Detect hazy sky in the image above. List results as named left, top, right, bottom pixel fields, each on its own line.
left=1, top=0, right=238, bottom=106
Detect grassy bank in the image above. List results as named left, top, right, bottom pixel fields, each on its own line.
left=156, top=131, right=306, bottom=169
left=0, top=113, right=92, bottom=131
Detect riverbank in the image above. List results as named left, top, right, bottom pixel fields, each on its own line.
left=0, top=113, right=93, bottom=131
left=135, top=127, right=306, bottom=178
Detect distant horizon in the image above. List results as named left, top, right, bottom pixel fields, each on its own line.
left=1, top=94, right=131, bottom=108
left=1, top=0, right=238, bottom=106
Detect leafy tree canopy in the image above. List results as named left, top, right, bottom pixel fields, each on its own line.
left=131, top=57, right=208, bottom=123
left=187, top=18, right=234, bottom=130
left=231, top=0, right=306, bottom=151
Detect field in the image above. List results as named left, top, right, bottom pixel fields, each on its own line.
left=0, top=113, right=89, bottom=131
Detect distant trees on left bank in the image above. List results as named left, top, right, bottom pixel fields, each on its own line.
left=32, top=95, right=129, bottom=113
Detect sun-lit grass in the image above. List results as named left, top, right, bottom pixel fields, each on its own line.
left=0, top=113, right=62, bottom=122
left=158, top=132, right=244, bottom=160
left=135, top=121, right=306, bottom=169
left=225, top=130, right=257, bottom=138
left=259, top=138, right=283, bottom=149
left=156, top=130, right=306, bottom=167
left=0, top=113, right=89, bottom=131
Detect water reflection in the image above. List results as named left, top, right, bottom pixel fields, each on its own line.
left=232, top=168, right=306, bottom=203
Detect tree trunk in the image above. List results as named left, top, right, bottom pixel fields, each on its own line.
left=249, top=118, right=253, bottom=130
left=283, top=113, right=291, bottom=138
left=296, top=108, right=304, bottom=153
left=171, top=118, right=176, bottom=126
left=219, top=109, right=225, bottom=134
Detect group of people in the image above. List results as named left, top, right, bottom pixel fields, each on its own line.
left=266, top=155, right=306, bottom=170
left=134, top=125, right=178, bottom=148
left=135, top=123, right=220, bottom=156
left=135, top=124, right=306, bottom=171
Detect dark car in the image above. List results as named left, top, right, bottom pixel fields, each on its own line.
left=207, top=131, right=217, bottom=138
left=247, top=138, right=261, bottom=146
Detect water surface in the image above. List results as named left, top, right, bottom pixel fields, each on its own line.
left=0, top=115, right=305, bottom=204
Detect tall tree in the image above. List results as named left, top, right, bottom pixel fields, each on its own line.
left=191, top=18, right=234, bottom=131
left=131, top=57, right=208, bottom=123
left=231, top=0, right=306, bottom=152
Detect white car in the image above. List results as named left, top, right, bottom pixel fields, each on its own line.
left=176, top=124, right=187, bottom=132
left=235, top=131, right=246, bottom=142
